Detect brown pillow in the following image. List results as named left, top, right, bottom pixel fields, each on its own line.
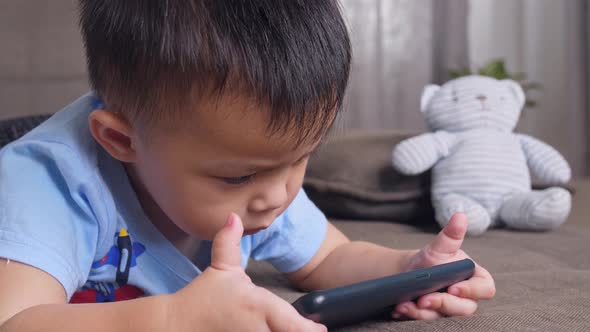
left=303, top=130, right=434, bottom=222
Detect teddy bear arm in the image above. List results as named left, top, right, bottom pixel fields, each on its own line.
left=517, top=134, right=572, bottom=184
left=392, top=132, right=455, bottom=175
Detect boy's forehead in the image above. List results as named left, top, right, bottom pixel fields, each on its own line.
left=192, top=124, right=321, bottom=172
left=203, top=139, right=320, bottom=173
left=189, top=95, right=325, bottom=144
left=172, top=95, right=326, bottom=159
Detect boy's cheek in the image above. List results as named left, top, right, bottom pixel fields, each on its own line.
left=170, top=198, right=248, bottom=236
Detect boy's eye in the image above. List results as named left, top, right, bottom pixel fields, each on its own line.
left=222, top=174, right=256, bottom=185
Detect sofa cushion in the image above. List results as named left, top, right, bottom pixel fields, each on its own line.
left=303, top=131, right=433, bottom=223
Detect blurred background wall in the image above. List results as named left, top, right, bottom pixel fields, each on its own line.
left=0, top=0, right=588, bottom=176
left=0, top=1, right=88, bottom=120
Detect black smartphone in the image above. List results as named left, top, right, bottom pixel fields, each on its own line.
left=292, top=259, right=475, bottom=328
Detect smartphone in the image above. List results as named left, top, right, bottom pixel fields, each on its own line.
left=292, top=259, right=475, bottom=328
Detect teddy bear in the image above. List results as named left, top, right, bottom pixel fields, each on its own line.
left=392, top=75, right=572, bottom=236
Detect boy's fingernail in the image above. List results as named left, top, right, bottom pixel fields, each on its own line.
left=226, top=214, right=235, bottom=227
left=399, top=306, right=408, bottom=314
left=449, top=287, right=460, bottom=296
left=422, top=301, right=431, bottom=308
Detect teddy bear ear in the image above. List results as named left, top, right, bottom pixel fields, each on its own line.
left=502, top=79, right=526, bottom=108
left=420, top=85, right=441, bottom=113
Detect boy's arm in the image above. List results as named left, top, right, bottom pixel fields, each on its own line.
left=0, top=259, right=168, bottom=331
left=287, top=215, right=495, bottom=320
left=287, top=223, right=416, bottom=290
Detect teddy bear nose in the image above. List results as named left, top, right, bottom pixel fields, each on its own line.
left=476, top=95, right=487, bottom=102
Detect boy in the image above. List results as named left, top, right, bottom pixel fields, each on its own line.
left=0, top=1, right=495, bottom=331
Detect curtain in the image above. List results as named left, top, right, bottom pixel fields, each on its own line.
left=336, top=0, right=469, bottom=133
left=469, top=0, right=588, bottom=176
left=566, top=0, right=589, bottom=176
left=339, top=0, right=589, bottom=176
left=583, top=0, right=589, bottom=176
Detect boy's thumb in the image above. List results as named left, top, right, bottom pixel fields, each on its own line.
left=211, top=213, right=244, bottom=271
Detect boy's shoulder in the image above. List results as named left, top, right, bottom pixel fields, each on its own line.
left=5, top=93, right=102, bottom=171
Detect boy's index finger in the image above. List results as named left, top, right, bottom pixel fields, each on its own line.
left=211, top=213, right=244, bottom=271
left=427, top=213, right=467, bottom=255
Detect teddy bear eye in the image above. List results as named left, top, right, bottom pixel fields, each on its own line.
left=452, top=95, right=459, bottom=102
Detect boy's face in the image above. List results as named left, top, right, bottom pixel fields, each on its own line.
left=127, top=97, right=321, bottom=241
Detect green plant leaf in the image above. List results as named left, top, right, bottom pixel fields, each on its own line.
left=450, top=68, right=472, bottom=78
left=478, top=59, right=511, bottom=79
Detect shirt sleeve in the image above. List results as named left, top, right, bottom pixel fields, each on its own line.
left=249, top=189, right=328, bottom=273
left=0, top=140, right=101, bottom=299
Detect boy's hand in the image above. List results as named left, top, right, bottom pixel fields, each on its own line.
left=168, top=213, right=326, bottom=332
left=393, top=213, right=496, bottom=320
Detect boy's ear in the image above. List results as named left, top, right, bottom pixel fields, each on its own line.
left=89, top=110, right=137, bottom=162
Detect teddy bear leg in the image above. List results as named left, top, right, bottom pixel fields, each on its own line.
left=499, top=188, right=571, bottom=231
left=434, top=193, right=491, bottom=236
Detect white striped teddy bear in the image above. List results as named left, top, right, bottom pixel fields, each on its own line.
left=392, top=75, right=572, bottom=236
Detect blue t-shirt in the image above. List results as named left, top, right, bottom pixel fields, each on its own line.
left=0, top=93, right=327, bottom=303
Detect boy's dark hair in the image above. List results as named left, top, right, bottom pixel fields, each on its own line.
left=78, top=0, right=351, bottom=141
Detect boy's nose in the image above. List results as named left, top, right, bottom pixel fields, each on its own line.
left=248, top=184, right=289, bottom=214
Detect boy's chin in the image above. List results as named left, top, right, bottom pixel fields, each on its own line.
left=242, top=227, right=268, bottom=236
